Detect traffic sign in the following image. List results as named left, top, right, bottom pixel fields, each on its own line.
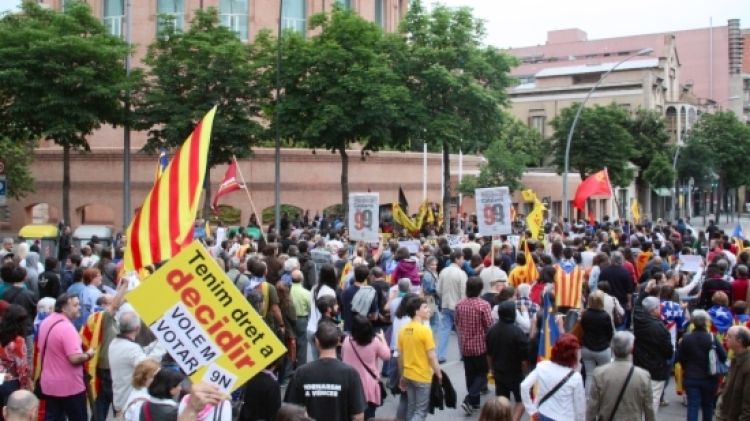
left=0, top=175, right=6, bottom=206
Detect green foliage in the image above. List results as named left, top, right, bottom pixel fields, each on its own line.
left=0, top=1, right=132, bottom=148
left=208, top=205, right=242, bottom=225
left=0, top=1, right=133, bottom=222
left=550, top=103, right=636, bottom=187
left=459, top=117, right=542, bottom=195
left=135, top=8, right=266, bottom=167
left=397, top=0, right=516, bottom=229
left=679, top=111, right=750, bottom=213
left=642, top=152, right=675, bottom=188
left=258, top=6, right=416, bottom=217
left=261, top=204, right=302, bottom=225
left=0, top=137, right=35, bottom=199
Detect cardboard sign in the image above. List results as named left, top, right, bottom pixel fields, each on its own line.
left=127, top=241, right=286, bottom=392
left=349, top=193, right=379, bottom=242
left=475, top=187, right=512, bottom=236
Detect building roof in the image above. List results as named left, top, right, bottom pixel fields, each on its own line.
left=504, top=25, right=733, bottom=107
left=534, top=58, right=659, bottom=78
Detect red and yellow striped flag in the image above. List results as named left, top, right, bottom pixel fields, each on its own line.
left=123, top=107, right=217, bottom=271
left=524, top=240, right=539, bottom=284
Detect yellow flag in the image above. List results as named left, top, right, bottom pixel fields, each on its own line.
left=521, top=189, right=537, bottom=203
left=631, top=199, right=641, bottom=224
left=527, top=200, right=545, bottom=240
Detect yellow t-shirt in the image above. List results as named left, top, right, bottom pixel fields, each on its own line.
left=398, top=320, right=435, bottom=383
left=508, top=266, right=529, bottom=287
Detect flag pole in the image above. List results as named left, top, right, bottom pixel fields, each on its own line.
left=233, top=156, right=267, bottom=243
left=604, top=167, right=622, bottom=222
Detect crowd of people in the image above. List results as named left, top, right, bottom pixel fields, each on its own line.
left=0, top=212, right=749, bottom=421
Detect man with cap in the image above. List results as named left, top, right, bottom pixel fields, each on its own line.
left=479, top=255, right=508, bottom=296
left=486, top=300, right=529, bottom=421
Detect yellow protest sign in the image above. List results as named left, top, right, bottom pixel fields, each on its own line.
left=126, top=241, right=286, bottom=392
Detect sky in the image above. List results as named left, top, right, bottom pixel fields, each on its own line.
left=1, top=0, right=748, bottom=48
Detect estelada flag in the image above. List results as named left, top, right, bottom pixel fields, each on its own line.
left=573, top=169, right=612, bottom=210
left=523, top=240, right=539, bottom=284
left=123, top=106, right=217, bottom=272
left=537, top=292, right=560, bottom=361
left=212, top=158, right=242, bottom=211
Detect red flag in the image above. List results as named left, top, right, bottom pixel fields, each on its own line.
left=212, top=159, right=242, bottom=211
left=573, top=169, right=612, bottom=210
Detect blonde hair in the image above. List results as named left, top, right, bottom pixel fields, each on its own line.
left=712, top=291, right=729, bottom=307
left=588, top=290, right=605, bottom=310
left=131, top=359, right=161, bottom=389
left=478, top=396, right=512, bottom=421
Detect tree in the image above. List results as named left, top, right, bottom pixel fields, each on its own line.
left=0, top=137, right=35, bottom=199
left=263, top=7, right=415, bottom=219
left=135, top=9, right=267, bottom=217
left=680, top=111, right=750, bottom=216
left=458, top=117, right=543, bottom=195
left=550, top=103, right=636, bottom=187
left=398, top=1, right=516, bottom=231
left=0, top=1, right=132, bottom=224
left=627, top=109, right=674, bottom=188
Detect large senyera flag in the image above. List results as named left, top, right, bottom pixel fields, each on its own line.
left=211, top=158, right=242, bottom=211
left=573, top=168, right=612, bottom=210
left=123, top=107, right=217, bottom=272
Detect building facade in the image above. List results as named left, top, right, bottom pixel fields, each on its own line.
left=504, top=22, right=744, bottom=221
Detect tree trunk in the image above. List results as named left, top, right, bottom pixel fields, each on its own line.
left=62, top=143, right=71, bottom=225
left=340, top=148, right=349, bottom=223
left=202, top=168, right=212, bottom=220
left=442, top=142, right=450, bottom=234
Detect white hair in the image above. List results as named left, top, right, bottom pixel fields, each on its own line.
left=283, top=257, right=300, bottom=272
left=517, top=283, right=531, bottom=298
left=36, top=297, right=56, bottom=314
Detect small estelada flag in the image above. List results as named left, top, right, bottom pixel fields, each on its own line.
left=212, top=158, right=243, bottom=211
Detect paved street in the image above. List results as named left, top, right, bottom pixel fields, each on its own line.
left=376, top=331, right=687, bottom=420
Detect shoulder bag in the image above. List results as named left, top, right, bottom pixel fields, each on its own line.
left=34, top=319, right=64, bottom=398
left=537, top=369, right=574, bottom=408
left=599, top=365, right=634, bottom=421
left=708, top=333, right=729, bottom=376
left=349, top=337, right=387, bottom=406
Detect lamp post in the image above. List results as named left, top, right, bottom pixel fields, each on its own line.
left=561, top=48, right=653, bottom=221
left=274, top=0, right=283, bottom=234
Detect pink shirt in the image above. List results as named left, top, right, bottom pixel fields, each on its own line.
left=341, top=336, right=390, bottom=405
left=38, top=312, right=85, bottom=397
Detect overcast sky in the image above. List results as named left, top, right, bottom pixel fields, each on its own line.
left=1, top=0, right=748, bottom=48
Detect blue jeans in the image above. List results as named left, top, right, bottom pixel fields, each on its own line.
left=684, top=377, right=717, bottom=421
left=295, top=316, right=308, bottom=366
left=405, top=379, right=431, bottom=421
left=437, top=309, right=455, bottom=361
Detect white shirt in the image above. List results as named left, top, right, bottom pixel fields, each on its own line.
left=479, top=266, right=507, bottom=295
left=437, top=264, right=467, bottom=311
left=521, top=360, right=585, bottom=421
left=109, top=337, right=166, bottom=411
left=122, top=387, right=149, bottom=421
left=178, top=396, right=232, bottom=421
left=306, top=285, right=336, bottom=334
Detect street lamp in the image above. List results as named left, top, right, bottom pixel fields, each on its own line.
left=561, top=47, right=653, bottom=221
left=274, top=0, right=283, bottom=235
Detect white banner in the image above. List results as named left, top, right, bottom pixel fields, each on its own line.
left=348, top=193, right=379, bottom=242
left=475, top=187, right=512, bottom=236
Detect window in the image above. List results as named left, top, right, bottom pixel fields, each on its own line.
left=157, top=0, right=184, bottom=34
left=573, top=73, right=601, bottom=84
left=336, top=0, right=352, bottom=9
left=529, top=115, right=546, bottom=138
left=374, top=0, right=384, bottom=27
left=282, top=0, right=305, bottom=34
left=219, top=0, right=248, bottom=41
left=62, top=0, right=76, bottom=11
left=103, top=0, right=124, bottom=38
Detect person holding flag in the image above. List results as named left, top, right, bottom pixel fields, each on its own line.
left=553, top=247, right=585, bottom=331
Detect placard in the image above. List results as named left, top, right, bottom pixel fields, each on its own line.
left=398, top=240, right=421, bottom=254
left=475, top=187, right=512, bottom=236
left=127, top=241, right=286, bottom=392
left=678, top=254, right=703, bottom=273
left=348, top=193, right=379, bottom=242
